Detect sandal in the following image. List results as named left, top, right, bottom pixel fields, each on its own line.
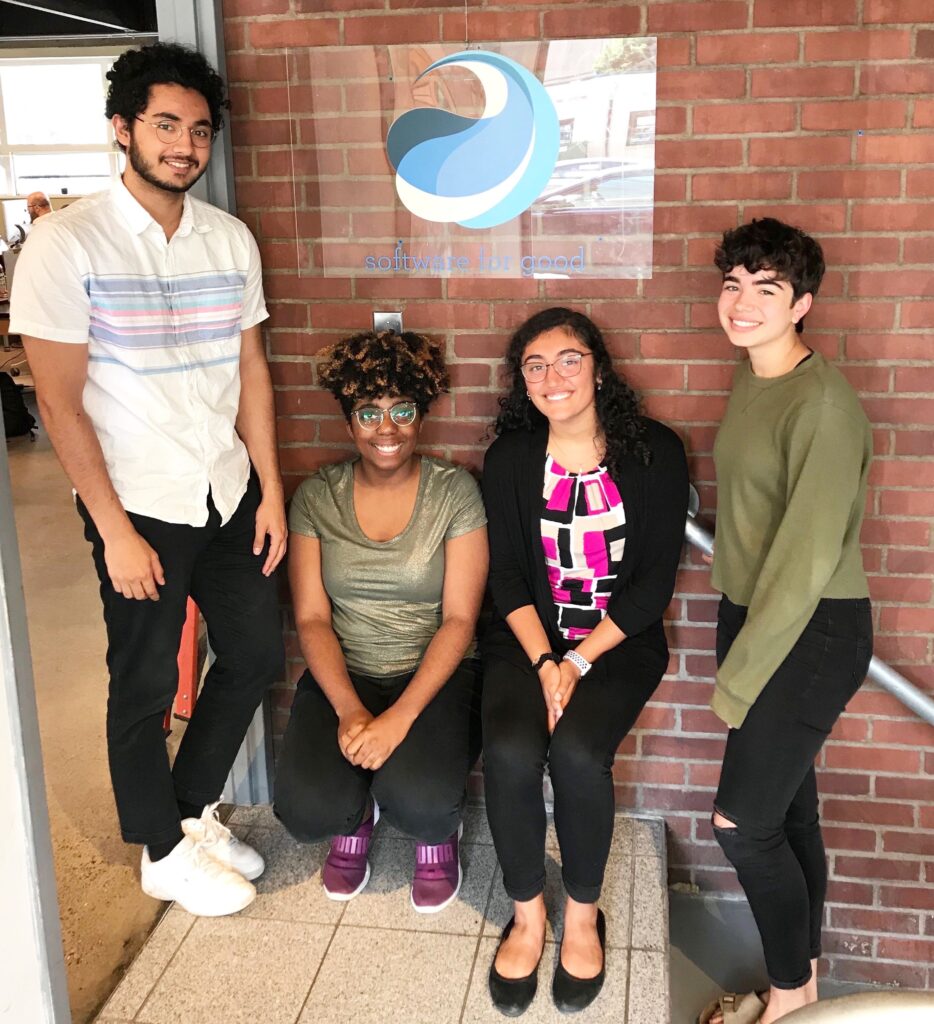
left=696, top=991, right=766, bottom=1024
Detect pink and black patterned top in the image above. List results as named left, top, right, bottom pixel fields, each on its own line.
left=540, top=455, right=627, bottom=640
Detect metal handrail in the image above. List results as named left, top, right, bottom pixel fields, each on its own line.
left=685, top=487, right=934, bottom=729
left=780, top=990, right=934, bottom=1021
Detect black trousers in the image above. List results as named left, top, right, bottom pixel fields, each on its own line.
left=713, top=595, right=873, bottom=989
left=482, top=633, right=666, bottom=903
left=274, top=659, right=482, bottom=845
left=78, top=474, right=283, bottom=845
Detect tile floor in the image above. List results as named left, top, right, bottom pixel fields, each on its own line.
left=95, top=806, right=670, bottom=1024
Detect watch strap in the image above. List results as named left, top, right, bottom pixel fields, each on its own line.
left=563, top=649, right=592, bottom=677
left=531, top=652, right=560, bottom=671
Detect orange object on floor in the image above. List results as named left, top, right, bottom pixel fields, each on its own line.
left=163, top=597, right=200, bottom=733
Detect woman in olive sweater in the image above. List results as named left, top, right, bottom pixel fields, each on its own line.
left=481, top=307, right=688, bottom=1015
left=700, top=219, right=873, bottom=1024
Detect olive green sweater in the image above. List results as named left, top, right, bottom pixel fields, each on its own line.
left=711, top=352, right=872, bottom=728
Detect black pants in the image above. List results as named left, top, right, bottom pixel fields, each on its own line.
left=274, top=659, right=482, bottom=845
left=713, top=595, right=873, bottom=989
left=482, top=635, right=666, bottom=903
left=78, top=474, right=283, bottom=845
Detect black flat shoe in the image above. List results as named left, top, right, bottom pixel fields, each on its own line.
left=489, top=917, right=545, bottom=1017
left=552, top=908, right=607, bottom=1014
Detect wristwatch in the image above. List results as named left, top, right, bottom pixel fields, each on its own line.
left=531, top=652, right=561, bottom=671
left=563, top=649, right=592, bottom=678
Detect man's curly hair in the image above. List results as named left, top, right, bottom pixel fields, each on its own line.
left=494, top=307, right=651, bottom=471
left=317, top=331, right=450, bottom=419
left=105, top=43, right=229, bottom=153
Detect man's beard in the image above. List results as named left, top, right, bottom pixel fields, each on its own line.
left=127, top=135, right=206, bottom=195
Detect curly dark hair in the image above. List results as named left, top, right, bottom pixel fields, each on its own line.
left=317, top=330, right=450, bottom=419
left=105, top=43, right=229, bottom=153
left=714, top=217, right=825, bottom=334
left=493, top=307, right=651, bottom=471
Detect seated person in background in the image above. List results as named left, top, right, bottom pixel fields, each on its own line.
left=26, top=191, right=52, bottom=222
left=274, top=330, right=488, bottom=913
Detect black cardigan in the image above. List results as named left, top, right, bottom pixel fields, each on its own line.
left=481, top=417, right=689, bottom=660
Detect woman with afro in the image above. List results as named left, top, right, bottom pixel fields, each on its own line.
left=481, top=308, right=688, bottom=1015
left=274, top=330, right=488, bottom=914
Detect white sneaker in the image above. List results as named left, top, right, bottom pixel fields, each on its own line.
left=141, top=835, right=255, bottom=916
left=181, top=800, right=265, bottom=881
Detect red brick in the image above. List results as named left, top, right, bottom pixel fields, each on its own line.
left=345, top=14, right=440, bottom=44
left=749, top=137, right=851, bottom=167
left=885, top=548, right=934, bottom=575
left=825, top=744, right=921, bottom=774
left=831, top=907, right=920, bottom=934
left=250, top=18, right=339, bottom=48
left=693, top=102, right=796, bottom=136
left=836, top=855, right=921, bottom=882
left=655, top=205, right=740, bottom=235
left=754, top=0, right=858, bottom=26
left=861, top=63, right=934, bottom=96
left=859, top=134, right=934, bottom=164
left=906, top=170, right=934, bottom=197
left=852, top=202, right=934, bottom=232
left=649, top=2, right=748, bottom=31
left=696, top=33, right=798, bottom=65
left=878, top=605, right=934, bottom=632
left=542, top=6, right=640, bottom=37
left=225, top=0, right=289, bottom=12
left=883, top=883, right=934, bottom=912
left=823, top=799, right=914, bottom=827
left=864, top=0, right=934, bottom=22
left=693, top=172, right=791, bottom=200
left=742, top=202, right=847, bottom=233
left=901, top=302, right=934, bottom=328
left=877, top=937, right=934, bottom=963
left=809, top=301, right=895, bottom=330
left=657, top=139, right=743, bottom=169
left=656, top=107, right=688, bottom=136
left=752, top=67, right=855, bottom=99
left=443, top=10, right=539, bottom=39
left=658, top=69, right=746, bottom=102
left=883, top=831, right=934, bottom=856
left=825, top=880, right=875, bottom=905
left=831, top=959, right=927, bottom=988
left=801, top=99, right=907, bottom=131
left=847, top=334, right=931, bottom=360
left=914, top=99, right=934, bottom=128
left=805, top=29, right=911, bottom=61
left=919, top=29, right=934, bottom=58
left=658, top=37, right=693, bottom=68
left=821, top=827, right=877, bottom=853
left=894, top=430, right=934, bottom=456
left=798, top=170, right=900, bottom=199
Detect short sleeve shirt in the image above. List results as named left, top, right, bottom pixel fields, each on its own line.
left=9, top=179, right=268, bottom=526
left=288, top=456, right=487, bottom=676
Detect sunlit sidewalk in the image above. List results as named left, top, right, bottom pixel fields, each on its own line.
left=94, top=807, right=669, bottom=1024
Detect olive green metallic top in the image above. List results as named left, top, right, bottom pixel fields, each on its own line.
left=288, top=456, right=486, bottom=677
left=711, top=352, right=873, bottom=728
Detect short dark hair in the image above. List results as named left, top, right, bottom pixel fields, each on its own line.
left=714, top=218, right=825, bottom=334
left=105, top=43, right=229, bottom=152
left=317, top=331, right=450, bottom=420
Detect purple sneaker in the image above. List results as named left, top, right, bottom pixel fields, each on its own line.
left=322, top=802, right=379, bottom=901
left=411, top=822, right=463, bottom=913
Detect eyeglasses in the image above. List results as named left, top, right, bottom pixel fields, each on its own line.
left=134, top=117, right=217, bottom=148
left=353, top=401, right=418, bottom=430
left=520, top=351, right=593, bottom=383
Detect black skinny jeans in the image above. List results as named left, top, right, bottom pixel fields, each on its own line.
left=78, top=473, right=284, bottom=846
left=274, top=659, right=482, bottom=845
left=482, top=637, right=665, bottom=903
left=713, top=595, right=873, bottom=990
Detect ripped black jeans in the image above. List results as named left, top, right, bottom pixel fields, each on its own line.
left=713, top=596, right=873, bottom=990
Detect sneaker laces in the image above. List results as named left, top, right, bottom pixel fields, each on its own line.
left=195, top=800, right=239, bottom=850
left=187, top=837, right=234, bottom=881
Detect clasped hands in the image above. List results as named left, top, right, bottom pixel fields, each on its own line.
left=338, top=707, right=410, bottom=771
left=538, top=657, right=581, bottom=733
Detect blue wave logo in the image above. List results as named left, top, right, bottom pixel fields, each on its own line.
left=386, top=50, right=560, bottom=229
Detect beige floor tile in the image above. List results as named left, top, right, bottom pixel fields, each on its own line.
left=627, top=949, right=669, bottom=1024
left=298, top=927, right=477, bottom=1024
left=630, top=857, right=668, bottom=953
left=135, top=917, right=332, bottom=1024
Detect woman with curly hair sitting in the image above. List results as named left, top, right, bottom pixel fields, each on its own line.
left=274, top=330, right=488, bottom=913
left=481, top=307, right=688, bottom=1014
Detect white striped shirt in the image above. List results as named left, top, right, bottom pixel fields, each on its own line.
left=10, top=179, right=268, bottom=526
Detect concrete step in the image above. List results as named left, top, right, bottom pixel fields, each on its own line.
left=96, top=806, right=670, bottom=1024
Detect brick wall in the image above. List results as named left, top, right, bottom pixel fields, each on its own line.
left=221, top=0, right=934, bottom=988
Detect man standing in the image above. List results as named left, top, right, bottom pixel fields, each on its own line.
left=26, top=191, right=52, bottom=222
left=10, top=43, right=285, bottom=916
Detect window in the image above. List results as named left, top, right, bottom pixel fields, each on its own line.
left=0, top=56, right=121, bottom=199
left=627, top=110, right=655, bottom=147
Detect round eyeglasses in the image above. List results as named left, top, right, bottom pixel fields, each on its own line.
left=134, top=117, right=217, bottom=148
left=353, top=401, right=418, bottom=430
left=520, top=351, right=593, bottom=383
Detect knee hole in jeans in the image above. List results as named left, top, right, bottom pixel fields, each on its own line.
left=712, top=806, right=737, bottom=830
